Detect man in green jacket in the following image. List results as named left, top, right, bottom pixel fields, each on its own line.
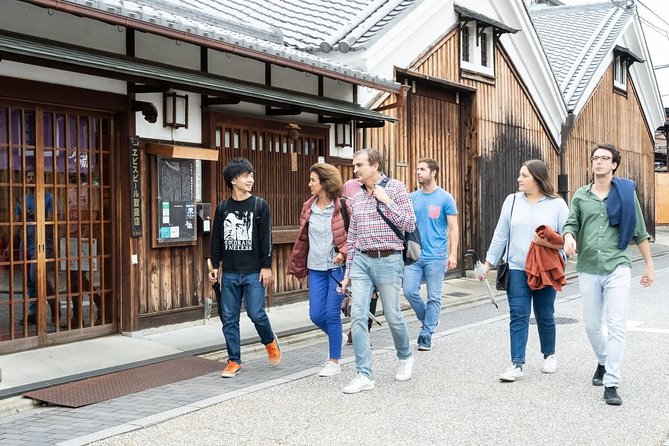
left=563, top=143, right=654, bottom=406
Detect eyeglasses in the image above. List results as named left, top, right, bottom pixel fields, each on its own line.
left=591, top=155, right=612, bottom=162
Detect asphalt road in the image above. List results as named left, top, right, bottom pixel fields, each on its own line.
left=91, top=255, right=669, bottom=446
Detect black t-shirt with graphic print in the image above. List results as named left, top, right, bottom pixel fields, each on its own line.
left=210, top=195, right=272, bottom=273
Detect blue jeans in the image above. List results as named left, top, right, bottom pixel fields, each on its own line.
left=579, top=266, right=631, bottom=387
left=507, top=269, right=557, bottom=364
left=308, top=267, right=345, bottom=360
left=403, top=257, right=446, bottom=337
left=350, top=251, right=411, bottom=380
left=221, top=271, right=276, bottom=364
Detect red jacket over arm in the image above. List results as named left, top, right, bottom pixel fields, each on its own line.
left=525, top=225, right=567, bottom=291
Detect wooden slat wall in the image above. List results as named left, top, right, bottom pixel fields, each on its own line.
left=567, top=67, right=656, bottom=236
left=368, top=29, right=558, bottom=257
left=138, top=149, right=199, bottom=316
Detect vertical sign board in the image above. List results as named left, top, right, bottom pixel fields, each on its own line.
left=129, top=136, right=142, bottom=237
left=157, top=156, right=197, bottom=244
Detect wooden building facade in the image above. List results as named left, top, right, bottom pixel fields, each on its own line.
left=0, top=0, right=399, bottom=353
left=367, top=26, right=560, bottom=259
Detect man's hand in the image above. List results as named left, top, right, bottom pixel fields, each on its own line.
left=259, top=267, right=274, bottom=289
left=339, top=278, right=350, bottom=294
left=563, top=233, right=577, bottom=256
left=447, top=255, right=457, bottom=271
left=640, top=266, right=654, bottom=288
left=208, top=269, right=218, bottom=285
left=371, top=184, right=391, bottom=205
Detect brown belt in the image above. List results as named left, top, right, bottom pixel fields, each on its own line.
left=360, top=249, right=400, bottom=258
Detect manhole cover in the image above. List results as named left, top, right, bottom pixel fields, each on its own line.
left=449, top=292, right=471, bottom=297
left=529, top=317, right=578, bottom=325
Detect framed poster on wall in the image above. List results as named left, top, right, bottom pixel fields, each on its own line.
left=155, top=156, right=197, bottom=246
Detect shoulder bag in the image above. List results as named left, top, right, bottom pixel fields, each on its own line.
left=496, top=194, right=516, bottom=291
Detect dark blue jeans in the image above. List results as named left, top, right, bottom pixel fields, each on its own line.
left=507, top=269, right=557, bottom=364
left=221, top=271, right=276, bottom=364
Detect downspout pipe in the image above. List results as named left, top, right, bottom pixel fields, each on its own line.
left=558, top=110, right=575, bottom=203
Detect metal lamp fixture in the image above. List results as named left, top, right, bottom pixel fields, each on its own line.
left=287, top=123, right=301, bottom=141
left=163, top=92, right=189, bottom=129
left=335, top=122, right=353, bottom=147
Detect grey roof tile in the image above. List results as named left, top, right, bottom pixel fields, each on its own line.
left=65, top=0, right=402, bottom=89
left=530, top=2, right=632, bottom=110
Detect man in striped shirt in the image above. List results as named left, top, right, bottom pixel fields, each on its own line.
left=340, top=149, right=417, bottom=394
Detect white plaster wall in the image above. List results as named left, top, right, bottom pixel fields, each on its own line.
left=208, top=51, right=265, bottom=84
left=0, top=61, right=126, bottom=95
left=135, top=90, right=202, bottom=144
left=323, top=77, right=354, bottom=102
left=0, top=1, right=125, bottom=53
left=135, top=33, right=200, bottom=70
left=271, top=65, right=318, bottom=95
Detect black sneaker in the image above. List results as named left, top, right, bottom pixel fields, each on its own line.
left=603, top=386, right=622, bottom=405
left=417, top=335, right=432, bottom=351
left=592, top=363, right=606, bottom=386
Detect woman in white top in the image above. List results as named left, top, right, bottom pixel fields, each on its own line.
left=479, top=160, right=569, bottom=382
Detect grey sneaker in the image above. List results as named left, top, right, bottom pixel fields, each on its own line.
left=592, top=363, right=606, bottom=386
left=417, top=335, right=432, bottom=351
left=603, top=386, right=622, bottom=405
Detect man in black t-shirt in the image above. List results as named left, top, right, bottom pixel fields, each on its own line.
left=209, top=158, right=281, bottom=378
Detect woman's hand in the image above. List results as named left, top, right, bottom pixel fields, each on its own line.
left=333, top=252, right=345, bottom=265
left=476, top=261, right=491, bottom=281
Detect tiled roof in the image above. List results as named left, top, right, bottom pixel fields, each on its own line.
left=530, top=2, right=632, bottom=110
left=129, top=0, right=420, bottom=53
left=64, top=0, right=406, bottom=90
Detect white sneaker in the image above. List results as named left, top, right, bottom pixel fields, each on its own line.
left=541, top=355, right=558, bottom=374
left=499, top=365, right=523, bottom=382
left=395, top=356, right=415, bottom=382
left=343, top=374, right=375, bottom=394
left=319, top=361, right=342, bottom=377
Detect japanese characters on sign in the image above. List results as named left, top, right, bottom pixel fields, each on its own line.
left=129, top=136, right=142, bottom=237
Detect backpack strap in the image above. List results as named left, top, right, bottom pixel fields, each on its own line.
left=340, top=196, right=350, bottom=232
left=374, top=177, right=404, bottom=240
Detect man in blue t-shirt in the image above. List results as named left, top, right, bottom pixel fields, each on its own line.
left=403, top=158, right=459, bottom=351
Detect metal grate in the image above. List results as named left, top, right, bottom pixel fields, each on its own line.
left=23, top=356, right=222, bottom=408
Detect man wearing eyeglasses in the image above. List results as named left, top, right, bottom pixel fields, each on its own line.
left=563, top=143, right=654, bottom=406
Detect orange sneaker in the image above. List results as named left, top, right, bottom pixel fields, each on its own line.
left=221, top=360, right=241, bottom=378
left=265, top=337, right=282, bottom=367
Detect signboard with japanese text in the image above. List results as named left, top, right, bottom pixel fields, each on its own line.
left=129, top=136, right=142, bottom=237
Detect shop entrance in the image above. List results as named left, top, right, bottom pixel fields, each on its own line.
left=0, top=103, right=115, bottom=349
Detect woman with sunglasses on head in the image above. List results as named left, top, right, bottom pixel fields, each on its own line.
left=478, top=159, right=569, bottom=382
left=288, top=163, right=351, bottom=377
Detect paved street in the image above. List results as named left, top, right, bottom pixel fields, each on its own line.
left=91, top=262, right=669, bottom=446
left=1, top=255, right=665, bottom=445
